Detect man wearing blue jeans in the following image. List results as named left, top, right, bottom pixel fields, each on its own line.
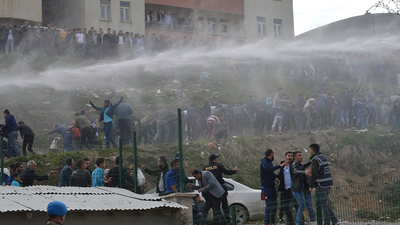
left=2, top=110, right=21, bottom=158
left=48, top=124, right=73, bottom=152
left=260, top=149, right=288, bottom=225
left=291, top=151, right=313, bottom=225
left=90, top=94, right=125, bottom=148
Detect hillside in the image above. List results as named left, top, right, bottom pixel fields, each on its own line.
left=5, top=127, right=400, bottom=191
left=1, top=54, right=400, bottom=189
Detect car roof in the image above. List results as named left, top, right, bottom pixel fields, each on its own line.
left=188, top=177, right=260, bottom=191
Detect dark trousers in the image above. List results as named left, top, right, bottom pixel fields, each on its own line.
left=79, top=127, right=99, bottom=150
left=22, top=134, right=35, bottom=156
left=280, top=190, right=296, bottom=225
left=118, top=119, right=132, bottom=145
left=186, top=116, right=197, bottom=140
left=317, top=187, right=337, bottom=225
left=201, top=195, right=225, bottom=225
left=221, top=191, right=231, bottom=224
left=262, top=186, right=277, bottom=225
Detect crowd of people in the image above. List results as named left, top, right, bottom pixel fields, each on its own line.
left=1, top=142, right=336, bottom=225
left=1, top=83, right=400, bottom=158
left=261, top=144, right=337, bottom=225
left=0, top=20, right=224, bottom=59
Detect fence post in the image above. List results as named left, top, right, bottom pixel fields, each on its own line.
left=119, top=138, right=123, bottom=188
left=231, top=205, right=236, bottom=225
left=178, top=108, right=184, bottom=193
left=0, top=136, right=3, bottom=185
left=133, top=131, right=138, bottom=193
left=316, top=189, right=323, bottom=225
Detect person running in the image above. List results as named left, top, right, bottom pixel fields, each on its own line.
left=48, top=124, right=73, bottom=152
left=17, top=121, right=36, bottom=156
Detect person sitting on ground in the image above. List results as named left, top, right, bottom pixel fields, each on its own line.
left=10, top=172, right=22, bottom=187
left=46, top=201, right=68, bottom=225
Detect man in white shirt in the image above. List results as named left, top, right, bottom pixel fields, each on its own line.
left=75, top=28, right=86, bottom=58
left=303, top=95, right=319, bottom=130
left=5, top=24, right=14, bottom=54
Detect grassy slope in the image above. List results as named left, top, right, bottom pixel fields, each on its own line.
left=1, top=54, right=400, bottom=189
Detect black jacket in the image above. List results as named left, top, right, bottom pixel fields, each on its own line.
left=69, top=168, right=91, bottom=187
left=97, top=34, right=104, bottom=45
left=203, top=162, right=236, bottom=186
left=290, top=160, right=311, bottom=192
left=20, top=168, right=48, bottom=187
left=17, top=124, right=35, bottom=139
left=144, top=165, right=169, bottom=193
left=336, top=91, right=352, bottom=109
left=107, top=166, right=132, bottom=188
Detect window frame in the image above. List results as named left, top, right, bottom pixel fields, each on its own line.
left=100, top=0, right=111, bottom=20
left=220, top=19, right=228, bottom=33
left=207, top=18, right=216, bottom=34
left=273, top=19, right=283, bottom=38
left=257, top=16, right=266, bottom=36
left=198, top=17, right=206, bottom=33
left=120, top=2, right=130, bottom=22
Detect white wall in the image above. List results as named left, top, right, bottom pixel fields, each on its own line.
left=0, top=0, right=42, bottom=22
left=244, top=0, right=294, bottom=42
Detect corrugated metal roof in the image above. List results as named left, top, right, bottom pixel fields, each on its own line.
left=0, top=186, right=187, bottom=213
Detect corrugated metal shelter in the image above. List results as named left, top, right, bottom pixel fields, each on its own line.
left=0, top=186, right=187, bottom=225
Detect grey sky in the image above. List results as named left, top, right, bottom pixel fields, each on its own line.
left=293, top=0, right=391, bottom=35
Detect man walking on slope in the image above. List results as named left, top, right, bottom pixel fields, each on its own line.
left=89, top=94, right=125, bottom=148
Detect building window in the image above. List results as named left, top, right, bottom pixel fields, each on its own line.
left=220, top=19, right=228, bottom=33
left=100, top=0, right=111, bottom=20
left=207, top=18, right=216, bottom=34
left=257, top=17, right=266, bottom=36
left=198, top=17, right=205, bottom=33
left=120, top=2, right=130, bottom=22
left=274, top=19, right=282, bottom=38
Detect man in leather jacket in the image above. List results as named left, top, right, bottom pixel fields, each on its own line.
left=291, top=151, right=312, bottom=225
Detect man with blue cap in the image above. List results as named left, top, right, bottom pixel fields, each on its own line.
left=46, top=201, right=67, bottom=225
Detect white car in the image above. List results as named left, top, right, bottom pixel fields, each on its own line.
left=145, top=178, right=265, bottom=225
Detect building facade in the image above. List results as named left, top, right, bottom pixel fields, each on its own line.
left=1, top=0, right=294, bottom=41
left=0, top=0, right=42, bottom=24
